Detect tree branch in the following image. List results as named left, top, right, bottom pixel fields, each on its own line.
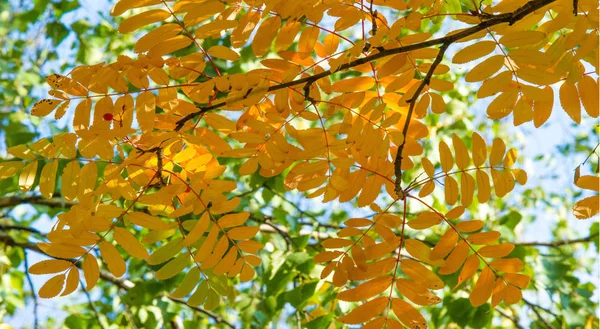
left=514, top=233, right=599, bottom=247
left=23, top=250, right=39, bottom=329
left=0, top=234, right=235, bottom=329
left=496, top=307, right=526, bottom=329
left=174, top=0, right=556, bottom=131
left=0, top=195, right=76, bottom=209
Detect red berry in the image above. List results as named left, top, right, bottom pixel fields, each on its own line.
left=103, top=113, right=114, bottom=121
left=185, top=186, right=191, bottom=193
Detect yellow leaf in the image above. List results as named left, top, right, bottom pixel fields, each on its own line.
left=478, top=71, right=513, bottom=98
left=323, top=33, right=339, bottom=56
left=114, top=227, right=149, bottom=259
left=207, top=45, right=240, bottom=61
left=452, top=41, right=496, bottom=64
left=419, top=181, right=435, bottom=198
left=455, top=220, right=483, bottom=233
left=439, top=241, right=469, bottom=275
left=128, top=212, right=171, bottom=230
left=407, top=211, right=442, bottom=230
left=298, top=26, right=319, bottom=58
left=430, top=92, right=446, bottom=114
left=490, top=258, right=524, bottom=273
left=445, top=176, right=459, bottom=205
left=452, top=134, right=470, bottom=170
left=395, top=279, right=441, bottom=306
left=184, top=213, right=210, bottom=246
left=467, top=231, right=501, bottom=245
left=31, top=99, right=62, bottom=117
left=213, top=248, right=238, bottom=275
left=61, top=161, right=79, bottom=201
left=118, top=9, right=170, bottom=33
left=7, top=145, right=36, bottom=160
left=155, top=253, right=190, bottom=280
left=460, top=173, right=475, bottom=207
left=352, top=245, right=368, bottom=271
left=391, top=298, right=427, bottom=329
left=454, top=254, right=479, bottom=289
left=578, top=76, right=599, bottom=117
left=19, top=161, right=38, bottom=192
left=489, top=138, right=506, bottom=165
left=0, top=161, right=25, bottom=179
left=100, top=241, right=126, bottom=277
left=465, top=55, right=504, bottom=82
left=136, top=91, right=156, bottom=132
left=39, top=274, right=65, bottom=299
left=111, top=0, right=161, bottom=16
left=252, top=16, right=280, bottom=57
left=573, top=195, right=599, bottom=219
left=476, top=169, right=491, bottom=203
left=171, top=267, right=200, bottom=298
left=337, top=276, right=393, bottom=302
left=431, top=230, right=458, bottom=260
left=218, top=212, right=249, bottom=228
left=237, top=240, right=264, bottom=254
left=479, top=243, right=515, bottom=258
left=148, top=35, right=193, bottom=57
left=469, top=267, right=495, bottom=306
left=39, top=160, right=58, bottom=199
left=187, top=280, right=209, bottom=306
left=28, top=259, right=73, bottom=275
left=194, top=226, right=218, bottom=263
left=499, top=30, right=546, bottom=48
left=439, top=141, right=453, bottom=173
left=503, top=273, right=530, bottom=289
left=491, top=278, right=507, bottom=309
left=314, top=251, right=343, bottom=263
left=378, top=54, right=407, bottom=78
left=445, top=206, right=465, bottom=219
left=400, top=259, right=444, bottom=290
left=134, top=23, right=182, bottom=53
left=333, top=77, right=375, bottom=93
left=61, top=268, right=80, bottom=296
left=516, top=67, right=560, bottom=85
left=503, top=284, right=523, bottom=305
left=559, top=81, right=581, bottom=123
left=150, top=237, right=185, bottom=265
left=240, top=263, right=255, bottom=282
left=405, top=239, right=445, bottom=266
left=275, top=21, right=301, bottom=52
left=227, top=226, right=259, bottom=240
left=83, top=255, right=100, bottom=291
left=338, top=296, right=388, bottom=324
left=576, top=175, right=600, bottom=192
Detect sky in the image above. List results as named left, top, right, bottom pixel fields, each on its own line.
left=3, top=0, right=599, bottom=328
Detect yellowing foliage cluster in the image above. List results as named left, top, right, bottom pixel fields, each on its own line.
left=1, top=0, right=598, bottom=326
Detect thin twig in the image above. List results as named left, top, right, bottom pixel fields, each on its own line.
left=514, top=233, right=599, bottom=247
left=394, top=42, right=450, bottom=197
left=496, top=307, right=526, bottom=329
left=0, top=195, right=76, bottom=209
left=80, top=280, right=107, bottom=329
left=524, top=299, right=557, bottom=329
left=23, top=250, right=39, bottom=329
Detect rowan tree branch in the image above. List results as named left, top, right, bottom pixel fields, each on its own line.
left=514, top=233, right=599, bottom=247
left=0, top=195, right=76, bottom=209
left=0, top=234, right=235, bottom=329
left=174, top=0, right=556, bottom=131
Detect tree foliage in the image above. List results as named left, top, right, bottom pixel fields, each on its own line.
left=0, top=0, right=598, bottom=328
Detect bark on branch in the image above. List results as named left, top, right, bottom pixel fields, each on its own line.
left=174, top=0, right=555, bottom=131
